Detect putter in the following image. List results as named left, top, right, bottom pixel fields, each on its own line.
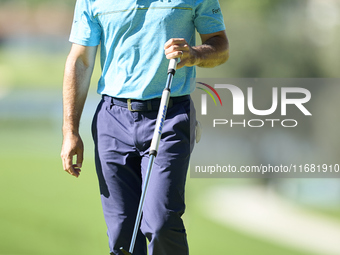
left=120, top=58, right=179, bottom=255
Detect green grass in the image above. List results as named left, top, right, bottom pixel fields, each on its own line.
left=0, top=157, right=107, bottom=255
left=185, top=179, right=313, bottom=255
left=299, top=204, right=340, bottom=223
left=0, top=122, right=108, bottom=254
left=0, top=48, right=65, bottom=88
left=0, top=48, right=101, bottom=89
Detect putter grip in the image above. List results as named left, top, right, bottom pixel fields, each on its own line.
left=168, top=58, right=178, bottom=74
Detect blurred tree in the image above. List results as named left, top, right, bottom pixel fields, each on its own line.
left=201, top=0, right=340, bottom=78
left=0, top=0, right=75, bottom=8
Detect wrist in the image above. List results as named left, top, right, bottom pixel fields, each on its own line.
left=189, top=47, right=201, bottom=67
left=192, top=46, right=207, bottom=67
left=62, top=126, right=80, bottom=137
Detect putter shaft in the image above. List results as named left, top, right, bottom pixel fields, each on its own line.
left=120, top=58, right=178, bottom=255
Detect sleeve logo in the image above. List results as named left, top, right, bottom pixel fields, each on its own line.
left=212, top=8, right=221, bottom=14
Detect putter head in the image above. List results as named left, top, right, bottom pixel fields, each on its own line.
left=120, top=247, right=132, bottom=255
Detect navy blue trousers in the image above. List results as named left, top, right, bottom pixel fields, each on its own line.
left=92, top=95, right=196, bottom=255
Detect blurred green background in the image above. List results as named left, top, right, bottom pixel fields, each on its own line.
left=1, top=0, right=340, bottom=254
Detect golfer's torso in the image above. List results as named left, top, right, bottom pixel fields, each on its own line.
left=93, top=0, right=196, bottom=100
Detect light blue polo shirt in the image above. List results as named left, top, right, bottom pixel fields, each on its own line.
left=70, top=0, right=225, bottom=100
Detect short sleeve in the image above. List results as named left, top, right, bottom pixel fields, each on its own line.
left=69, top=0, right=101, bottom=46
left=194, top=0, right=226, bottom=35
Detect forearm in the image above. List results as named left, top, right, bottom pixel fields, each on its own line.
left=62, top=54, right=93, bottom=136
left=192, top=35, right=229, bottom=68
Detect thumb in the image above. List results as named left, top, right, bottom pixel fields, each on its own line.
left=76, top=150, right=83, bottom=168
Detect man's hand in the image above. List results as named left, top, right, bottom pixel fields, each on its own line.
left=164, top=38, right=198, bottom=69
left=61, top=133, right=84, bottom=178
left=164, top=30, right=229, bottom=69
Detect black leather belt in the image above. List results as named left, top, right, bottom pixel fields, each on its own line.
left=103, top=95, right=190, bottom=112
